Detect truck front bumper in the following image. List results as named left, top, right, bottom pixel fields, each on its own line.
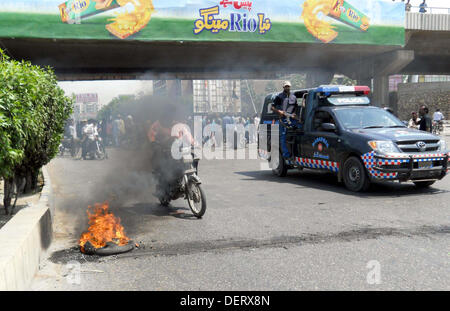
left=362, top=152, right=450, bottom=182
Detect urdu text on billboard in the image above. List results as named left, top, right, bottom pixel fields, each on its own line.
left=0, top=0, right=405, bottom=45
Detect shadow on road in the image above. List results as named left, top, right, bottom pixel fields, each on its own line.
left=112, top=201, right=198, bottom=232
left=132, top=202, right=198, bottom=220
left=235, top=169, right=449, bottom=198
left=109, top=202, right=198, bottom=236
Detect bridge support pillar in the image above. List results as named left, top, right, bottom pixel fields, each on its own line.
left=167, top=79, right=182, bottom=97
left=371, top=51, right=414, bottom=107
left=372, top=76, right=390, bottom=108
left=341, top=50, right=415, bottom=107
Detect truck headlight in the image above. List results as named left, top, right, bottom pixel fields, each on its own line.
left=438, top=140, right=447, bottom=151
left=368, top=141, right=399, bottom=154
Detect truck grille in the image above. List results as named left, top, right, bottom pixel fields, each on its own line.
left=395, top=140, right=440, bottom=152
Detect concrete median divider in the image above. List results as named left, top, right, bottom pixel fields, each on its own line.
left=0, top=166, right=54, bottom=290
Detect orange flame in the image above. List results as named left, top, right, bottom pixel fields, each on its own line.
left=78, top=202, right=130, bottom=253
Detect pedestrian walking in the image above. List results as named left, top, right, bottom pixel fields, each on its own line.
left=112, top=114, right=125, bottom=147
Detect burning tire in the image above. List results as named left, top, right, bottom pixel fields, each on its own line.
left=82, top=241, right=134, bottom=256
left=79, top=202, right=134, bottom=256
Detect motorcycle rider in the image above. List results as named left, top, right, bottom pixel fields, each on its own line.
left=148, top=107, right=195, bottom=200
left=81, top=119, right=98, bottom=160
left=433, top=108, right=445, bottom=132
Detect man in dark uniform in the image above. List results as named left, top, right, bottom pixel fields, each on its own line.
left=419, top=105, right=432, bottom=133
left=272, top=81, right=300, bottom=158
left=273, top=81, right=298, bottom=116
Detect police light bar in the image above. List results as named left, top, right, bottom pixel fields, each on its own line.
left=316, top=85, right=371, bottom=95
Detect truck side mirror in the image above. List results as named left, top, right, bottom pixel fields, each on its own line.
left=321, top=123, right=337, bottom=132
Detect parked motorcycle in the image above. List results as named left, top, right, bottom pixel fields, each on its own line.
left=154, top=145, right=207, bottom=218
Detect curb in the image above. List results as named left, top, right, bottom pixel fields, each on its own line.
left=0, top=166, right=54, bottom=290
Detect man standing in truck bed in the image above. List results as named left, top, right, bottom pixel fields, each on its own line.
left=271, top=81, right=300, bottom=158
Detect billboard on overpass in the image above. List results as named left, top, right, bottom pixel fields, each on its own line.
left=0, top=0, right=405, bottom=45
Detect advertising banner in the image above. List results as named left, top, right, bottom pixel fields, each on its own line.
left=0, top=0, right=405, bottom=45
left=76, top=93, right=98, bottom=103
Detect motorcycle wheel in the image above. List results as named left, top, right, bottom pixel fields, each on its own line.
left=96, top=150, right=106, bottom=160
left=186, top=182, right=206, bottom=218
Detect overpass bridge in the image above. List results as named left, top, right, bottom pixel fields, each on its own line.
left=1, top=10, right=449, bottom=107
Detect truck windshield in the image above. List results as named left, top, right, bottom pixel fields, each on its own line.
left=334, top=107, right=406, bottom=130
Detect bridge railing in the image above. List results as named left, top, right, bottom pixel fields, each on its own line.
left=408, top=6, right=450, bottom=14
left=406, top=12, right=450, bottom=31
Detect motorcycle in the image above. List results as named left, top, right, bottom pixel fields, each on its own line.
left=59, top=136, right=80, bottom=157
left=432, top=120, right=444, bottom=135
left=85, top=136, right=108, bottom=160
left=154, top=144, right=207, bottom=218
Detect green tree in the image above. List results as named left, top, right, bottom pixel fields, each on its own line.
left=265, top=81, right=277, bottom=94
left=331, top=75, right=357, bottom=86
left=289, top=74, right=307, bottom=89
left=0, top=49, right=73, bottom=196
left=97, top=95, right=135, bottom=121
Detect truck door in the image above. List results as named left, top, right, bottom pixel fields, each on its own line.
left=301, top=110, right=340, bottom=170
left=257, top=96, right=278, bottom=159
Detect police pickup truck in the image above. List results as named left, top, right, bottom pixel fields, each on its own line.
left=257, top=85, right=449, bottom=192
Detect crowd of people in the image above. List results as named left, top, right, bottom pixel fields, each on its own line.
left=192, top=114, right=261, bottom=148
left=63, top=118, right=106, bottom=159
left=62, top=112, right=261, bottom=159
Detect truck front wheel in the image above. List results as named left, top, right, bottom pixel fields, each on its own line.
left=343, top=156, right=370, bottom=192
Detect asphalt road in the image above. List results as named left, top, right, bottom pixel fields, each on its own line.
left=31, top=142, right=450, bottom=290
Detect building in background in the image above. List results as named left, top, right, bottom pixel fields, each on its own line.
left=193, top=80, right=241, bottom=114
left=153, top=80, right=167, bottom=95
left=73, top=93, right=99, bottom=121
left=395, top=75, right=450, bottom=84
left=389, top=75, right=404, bottom=92
left=420, top=75, right=450, bottom=82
